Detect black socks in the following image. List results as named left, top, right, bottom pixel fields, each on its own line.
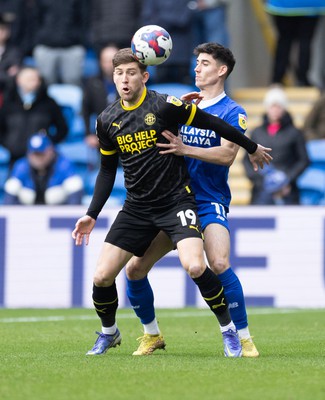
left=193, top=267, right=231, bottom=326
left=92, top=282, right=118, bottom=327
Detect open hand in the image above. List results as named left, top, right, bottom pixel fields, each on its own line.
left=157, top=130, right=186, bottom=156
left=72, top=215, right=96, bottom=246
left=249, top=144, right=273, bottom=171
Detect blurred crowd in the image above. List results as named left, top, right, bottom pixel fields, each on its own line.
left=0, top=0, right=324, bottom=206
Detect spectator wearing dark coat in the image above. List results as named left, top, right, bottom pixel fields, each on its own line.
left=243, top=87, right=309, bottom=205
left=0, top=0, right=23, bottom=47
left=31, top=0, right=89, bottom=86
left=89, top=0, right=142, bottom=54
left=140, top=0, right=194, bottom=84
left=0, top=0, right=37, bottom=59
left=0, top=66, right=68, bottom=165
left=265, top=0, right=324, bottom=86
left=303, top=91, right=325, bottom=141
left=0, top=15, right=22, bottom=106
left=82, top=45, right=119, bottom=148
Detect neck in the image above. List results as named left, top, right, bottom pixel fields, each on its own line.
left=199, top=83, right=225, bottom=100
left=122, top=86, right=146, bottom=109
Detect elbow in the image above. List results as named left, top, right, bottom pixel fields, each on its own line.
left=226, top=154, right=237, bottom=167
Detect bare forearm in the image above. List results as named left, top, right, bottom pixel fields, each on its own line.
left=182, top=144, right=236, bottom=166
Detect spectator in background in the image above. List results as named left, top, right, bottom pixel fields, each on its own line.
left=265, top=0, right=325, bottom=87
left=0, top=66, right=68, bottom=166
left=82, top=44, right=119, bottom=148
left=189, top=0, right=230, bottom=47
left=0, top=15, right=22, bottom=106
left=0, top=0, right=37, bottom=60
left=243, top=87, right=309, bottom=205
left=4, top=132, right=83, bottom=205
left=89, top=0, right=142, bottom=54
left=0, top=0, right=23, bottom=47
left=140, top=0, right=194, bottom=84
left=303, top=90, right=325, bottom=141
left=31, top=0, right=89, bottom=86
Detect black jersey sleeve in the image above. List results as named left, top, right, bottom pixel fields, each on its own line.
left=86, top=152, right=119, bottom=220
left=86, top=117, right=119, bottom=220
left=160, top=96, right=258, bottom=154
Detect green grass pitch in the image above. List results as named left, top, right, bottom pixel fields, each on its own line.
left=0, top=308, right=324, bottom=400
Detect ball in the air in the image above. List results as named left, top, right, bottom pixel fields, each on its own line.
left=131, top=25, right=173, bottom=66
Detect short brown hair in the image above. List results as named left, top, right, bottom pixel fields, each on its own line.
left=113, top=48, right=147, bottom=72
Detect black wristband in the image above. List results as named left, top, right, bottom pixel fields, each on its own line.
left=192, top=108, right=258, bottom=154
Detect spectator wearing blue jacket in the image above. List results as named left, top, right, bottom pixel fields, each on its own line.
left=4, top=133, right=83, bottom=205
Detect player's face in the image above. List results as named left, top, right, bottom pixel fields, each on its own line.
left=113, top=62, right=149, bottom=107
left=266, top=103, right=286, bottom=123
left=100, top=46, right=118, bottom=78
left=16, top=68, right=41, bottom=93
left=194, top=53, right=227, bottom=90
left=28, top=148, right=55, bottom=170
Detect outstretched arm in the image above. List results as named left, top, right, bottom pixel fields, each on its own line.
left=157, top=129, right=272, bottom=171
left=160, top=99, right=260, bottom=154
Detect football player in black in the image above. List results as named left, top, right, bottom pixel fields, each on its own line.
left=72, top=48, right=272, bottom=356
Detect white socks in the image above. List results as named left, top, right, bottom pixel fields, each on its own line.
left=102, top=324, right=118, bottom=335
left=237, top=327, right=251, bottom=340
left=220, top=321, right=236, bottom=333
left=143, top=318, right=160, bottom=335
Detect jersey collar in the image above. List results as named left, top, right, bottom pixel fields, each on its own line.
left=198, top=91, right=226, bottom=109
left=121, top=86, right=147, bottom=111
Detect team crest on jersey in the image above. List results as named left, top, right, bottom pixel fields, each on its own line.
left=238, top=114, right=247, bottom=131
left=166, top=95, right=182, bottom=106
left=144, top=113, right=156, bottom=125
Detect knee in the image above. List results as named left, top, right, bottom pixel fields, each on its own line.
left=210, top=258, right=229, bottom=275
left=187, top=264, right=206, bottom=279
left=126, top=258, right=150, bottom=280
left=93, top=267, right=114, bottom=287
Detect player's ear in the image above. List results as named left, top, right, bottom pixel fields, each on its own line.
left=142, top=71, right=150, bottom=84
left=219, top=64, right=228, bottom=78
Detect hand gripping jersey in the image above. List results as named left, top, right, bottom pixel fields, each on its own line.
left=180, top=93, right=247, bottom=210
left=87, top=88, right=256, bottom=219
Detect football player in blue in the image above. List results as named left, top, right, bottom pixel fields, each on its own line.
left=126, top=43, right=260, bottom=357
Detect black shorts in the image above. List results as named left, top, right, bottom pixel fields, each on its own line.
left=105, top=197, right=203, bottom=257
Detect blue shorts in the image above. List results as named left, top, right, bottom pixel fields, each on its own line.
left=197, top=201, right=229, bottom=232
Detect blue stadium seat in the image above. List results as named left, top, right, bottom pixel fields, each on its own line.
left=57, top=141, right=99, bottom=168
left=147, top=83, right=196, bottom=98
left=0, top=145, right=10, bottom=204
left=84, top=166, right=126, bottom=206
left=306, top=139, right=325, bottom=171
left=83, top=48, right=99, bottom=78
left=297, top=167, right=325, bottom=205
left=111, top=167, right=126, bottom=204
left=47, top=84, right=85, bottom=142
left=57, top=141, right=99, bottom=202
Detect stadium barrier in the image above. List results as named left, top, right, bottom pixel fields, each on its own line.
left=0, top=206, right=324, bottom=308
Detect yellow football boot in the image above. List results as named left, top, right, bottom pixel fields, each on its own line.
left=240, top=337, right=259, bottom=357
left=132, top=333, right=166, bottom=355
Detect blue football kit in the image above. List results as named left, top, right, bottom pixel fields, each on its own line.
left=180, top=92, right=247, bottom=230
left=126, top=91, right=251, bottom=333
